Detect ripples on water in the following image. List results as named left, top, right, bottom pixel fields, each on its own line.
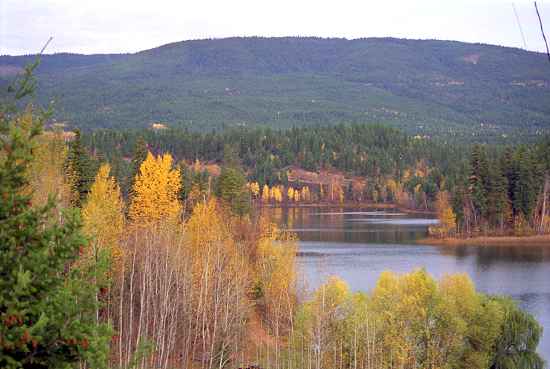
left=270, top=206, right=550, bottom=359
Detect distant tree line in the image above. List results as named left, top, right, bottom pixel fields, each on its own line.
left=81, top=124, right=550, bottom=236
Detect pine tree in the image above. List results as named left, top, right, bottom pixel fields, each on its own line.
left=66, top=129, right=97, bottom=207
left=216, top=145, right=251, bottom=215
left=514, top=147, right=540, bottom=224
left=216, top=166, right=250, bottom=216
left=487, top=160, right=510, bottom=231
left=0, top=63, right=110, bottom=369
left=469, top=145, right=490, bottom=227
left=128, top=136, right=148, bottom=199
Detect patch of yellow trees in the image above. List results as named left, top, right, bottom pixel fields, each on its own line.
left=28, top=137, right=541, bottom=369
left=82, top=151, right=297, bottom=368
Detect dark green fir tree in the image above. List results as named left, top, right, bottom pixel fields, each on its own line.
left=0, top=62, right=111, bottom=369
left=128, top=136, right=148, bottom=198
left=67, top=128, right=97, bottom=207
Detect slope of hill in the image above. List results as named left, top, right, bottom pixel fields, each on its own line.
left=1, top=37, right=549, bottom=139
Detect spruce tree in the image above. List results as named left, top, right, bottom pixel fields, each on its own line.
left=217, top=145, right=250, bottom=215
left=514, top=147, right=540, bottom=224
left=67, top=129, right=96, bottom=207
left=487, top=160, right=509, bottom=231
left=128, top=137, right=148, bottom=199
left=0, top=63, right=110, bottom=369
left=470, top=145, right=490, bottom=227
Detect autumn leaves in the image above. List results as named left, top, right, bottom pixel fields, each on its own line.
left=128, top=153, right=181, bottom=226
left=72, top=149, right=299, bottom=368
left=21, top=135, right=544, bottom=369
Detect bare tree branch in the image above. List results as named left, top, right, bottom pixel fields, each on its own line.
left=535, top=1, right=550, bottom=62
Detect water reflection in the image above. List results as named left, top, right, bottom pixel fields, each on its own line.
left=270, top=206, right=550, bottom=359
left=270, top=206, right=433, bottom=244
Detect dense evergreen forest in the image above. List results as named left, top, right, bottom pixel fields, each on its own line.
left=2, top=37, right=550, bottom=140
left=1, top=65, right=545, bottom=369
left=81, top=124, right=550, bottom=237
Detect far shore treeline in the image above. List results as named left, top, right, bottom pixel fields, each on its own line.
left=80, top=124, right=550, bottom=238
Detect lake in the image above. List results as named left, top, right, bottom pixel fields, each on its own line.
left=270, top=206, right=550, bottom=360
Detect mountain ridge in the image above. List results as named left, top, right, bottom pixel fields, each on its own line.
left=1, top=36, right=549, bottom=139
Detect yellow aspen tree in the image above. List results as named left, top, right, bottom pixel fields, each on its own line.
left=129, top=152, right=182, bottom=226
left=256, top=221, right=298, bottom=357
left=304, top=186, right=311, bottom=202
left=82, top=163, right=125, bottom=263
left=262, top=184, right=271, bottom=203
left=432, top=190, right=456, bottom=237
left=249, top=182, right=260, bottom=198
left=293, top=188, right=301, bottom=202
left=269, top=186, right=276, bottom=201
left=274, top=186, right=283, bottom=203
left=27, top=130, right=75, bottom=211
left=287, top=187, right=295, bottom=202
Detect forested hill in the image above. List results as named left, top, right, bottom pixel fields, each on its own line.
left=1, top=37, right=549, bottom=139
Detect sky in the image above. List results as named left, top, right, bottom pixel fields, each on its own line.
left=1, top=0, right=549, bottom=55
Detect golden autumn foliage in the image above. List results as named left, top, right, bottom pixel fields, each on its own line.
left=254, top=217, right=298, bottom=358
left=369, top=269, right=504, bottom=369
left=270, top=185, right=283, bottom=202
left=262, top=184, right=270, bottom=203
left=301, top=186, right=311, bottom=202
left=27, top=130, right=75, bottom=211
left=82, top=163, right=125, bottom=263
left=248, top=181, right=260, bottom=198
left=129, top=152, right=181, bottom=226
left=431, top=190, right=457, bottom=237
left=293, top=189, right=300, bottom=202
left=269, top=186, right=276, bottom=201
left=256, top=220, right=297, bottom=309
left=287, top=187, right=295, bottom=202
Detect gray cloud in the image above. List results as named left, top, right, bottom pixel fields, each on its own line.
left=1, top=0, right=549, bottom=55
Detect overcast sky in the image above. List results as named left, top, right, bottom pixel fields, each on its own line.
left=1, top=0, right=549, bottom=55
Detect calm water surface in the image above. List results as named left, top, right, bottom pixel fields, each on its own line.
left=270, top=207, right=550, bottom=359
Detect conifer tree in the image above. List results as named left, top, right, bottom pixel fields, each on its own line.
left=128, top=137, right=148, bottom=198
left=514, top=147, right=540, bottom=223
left=66, top=129, right=96, bottom=207
left=0, top=62, right=110, bottom=369
left=216, top=144, right=250, bottom=215
left=487, top=161, right=510, bottom=230
left=469, top=145, right=490, bottom=227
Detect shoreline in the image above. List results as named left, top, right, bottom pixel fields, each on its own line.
left=417, top=234, right=550, bottom=247
left=257, top=202, right=436, bottom=215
